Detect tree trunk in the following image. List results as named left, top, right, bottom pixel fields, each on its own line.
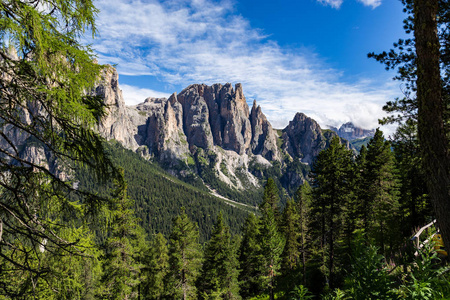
left=414, top=0, right=450, bottom=250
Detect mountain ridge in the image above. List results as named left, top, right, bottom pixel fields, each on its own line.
left=94, top=66, right=343, bottom=199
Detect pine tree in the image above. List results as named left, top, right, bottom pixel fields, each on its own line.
left=278, top=197, right=303, bottom=293
left=260, top=178, right=280, bottom=214
left=198, top=212, right=240, bottom=299
left=99, top=182, right=145, bottom=300
left=281, top=199, right=300, bottom=273
left=392, top=121, right=431, bottom=235
left=142, top=233, right=169, bottom=300
left=259, top=204, right=284, bottom=300
left=369, top=0, right=450, bottom=251
left=355, top=145, right=368, bottom=231
left=295, top=182, right=312, bottom=285
left=310, top=137, right=354, bottom=289
left=166, top=209, right=202, bottom=300
left=363, top=129, right=401, bottom=254
left=238, top=213, right=263, bottom=299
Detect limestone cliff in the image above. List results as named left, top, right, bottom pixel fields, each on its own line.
left=93, top=66, right=347, bottom=193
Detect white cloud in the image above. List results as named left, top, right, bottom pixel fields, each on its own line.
left=120, top=84, right=171, bottom=105
left=317, top=0, right=382, bottom=9
left=91, top=0, right=397, bottom=133
left=317, top=0, right=344, bottom=9
left=357, top=0, right=382, bottom=9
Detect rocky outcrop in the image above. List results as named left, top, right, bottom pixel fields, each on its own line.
left=177, top=83, right=254, bottom=155
left=329, top=122, right=375, bottom=141
left=131, top=93, right=189, bottom=163
left=250, top=100, right=280, bottom=161
left=282, top=113, right=338, bottom=164
left=92, top=66, right=138, bottom=150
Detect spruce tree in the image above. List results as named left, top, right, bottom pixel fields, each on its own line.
left=99, top=183, right=145, bottom=300
left=142, top=233, right=169, bottom=300
left=295, top=182, right=312, bottom=285
left=392, top=121, right=431, bottom=235
left=260, top=178, right=280, bottom=214
left=363, top=129, right=401, bottom=254
left=198, top=212, right=240, bottom=299
left=310, top=136, right=354, bottom=289
left=238, top=213, right=263, bottom=299
left=279, top=197, right=303, bottom=293
left=166, top=209, right=202, bottom=300
left=259, top=195, right=284, bottom=300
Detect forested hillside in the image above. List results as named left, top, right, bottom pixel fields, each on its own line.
left=78, top=141, right=257, bottom=241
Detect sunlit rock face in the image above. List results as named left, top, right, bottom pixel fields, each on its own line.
left=94, top=65, right=349, bottom=191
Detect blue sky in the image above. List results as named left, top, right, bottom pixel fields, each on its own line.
left=90, top=0, right=408, bottom=133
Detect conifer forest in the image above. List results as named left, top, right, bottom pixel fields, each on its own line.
left=2, top=0, right=450, bottom=299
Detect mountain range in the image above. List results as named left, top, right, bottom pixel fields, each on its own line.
left=93, top=66, right=373, bottom=200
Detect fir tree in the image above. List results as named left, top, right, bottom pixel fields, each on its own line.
left=392, top=121, right=431, bottom=236
left=259, top=203, right=285, bottom=300
left=99, top=182, right=145, bottom=300
left=295, top=182, right=312, bottom=285
left=310, top=137, right=354, bottom=289
left=363, top=129, right=401, bottom=254
left=166, top=209, right=202, bottom=300
left=260, top=178, right=280, bottom=214
left=238, top=213, right=263, bottom=299
left=281, top=199, right=300, bottom=273
left=198, top=212, right=240, bottom=299
left=142, top=233, right=169, bottom=300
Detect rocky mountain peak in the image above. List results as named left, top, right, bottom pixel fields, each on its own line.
left=282, top=112, right=337, bottom=164
left=329, top=122, right=375, bottom=141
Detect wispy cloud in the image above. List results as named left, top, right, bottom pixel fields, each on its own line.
left=357, top=0, right=382, bottom=9
left=318, top=0, right=382, bottom=9
left=317, top=0, right=344, bottom=9
left=91, top=0, right=397, bottom=132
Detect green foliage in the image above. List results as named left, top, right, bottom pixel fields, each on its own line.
left=98, top=185, right=145, bottom=300
left=0, top=1, right=125, bottom=296
left=309, top=137, right=355, bottom=288
left=260, top=178, right=280, bottom=214
left=321, top=289, right=348, bottom=300
left=359, top=129, right=401, bottom=255
left=281, top=199, right=300, bottom=272
left=198, top=212, right=241, bottom=299
left=165, top=210, right=202, bottom=299
left=343, top=232, right=394, bottom=300
left=396, top=241, right=450, bottom=299
left=238, top=213, right=264, bottom=298
left=287, top=285, right=313, bottom=300
left=141, top=233, right=169, bottom=300
left=259, top=206, right=285, bottom=299
left=0, top=226, right=102, bottom=299
left=392, top=120, right=432, bottom=236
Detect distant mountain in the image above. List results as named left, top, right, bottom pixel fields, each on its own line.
left=93, top=65, right=343, bottom=202
left=328, top=122, right=375, bottom=141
